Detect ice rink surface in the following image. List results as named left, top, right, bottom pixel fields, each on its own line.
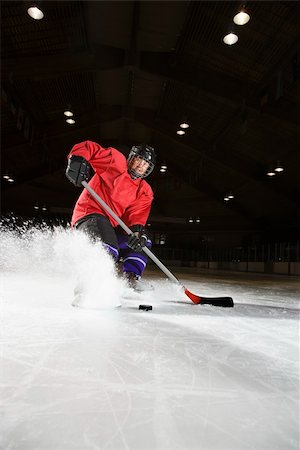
left=0, top=227, right=299, bottom=450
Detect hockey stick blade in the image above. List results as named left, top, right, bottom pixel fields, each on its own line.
left=184, top=288, right=234, bottom=307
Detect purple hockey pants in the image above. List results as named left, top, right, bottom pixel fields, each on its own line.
left=75, top=213, right=152, bottom=278
left=103, top=234, right=152, bottom=278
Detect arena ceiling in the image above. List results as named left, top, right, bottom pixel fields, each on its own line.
left=1, top=1, right=299, bottom=244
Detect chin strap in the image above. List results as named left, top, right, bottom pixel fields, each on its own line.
left=128, top=169, right=142, bottom=180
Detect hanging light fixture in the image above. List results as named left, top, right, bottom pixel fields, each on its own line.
left=224, top=196, right=230, bottom=201
left=180, top=121, right=189, bottom=129
left=179, top=115, right=189, bottom=129
left=161, top=163, right=167, bottom=170
left=66, top=118, right=75, bottom=125
left=34, top=203, right=39, bottom=210
left=267, top=168, right=276, bottom=177
left=196, top=217, right=201, bottom=223
left=233, top=10, right=250, bottom=26
left=64, top=110, right=74, bottom=117
left=27, top=5, right=44, bottom=20
left=223, top=32, right=238, bottom=46
left=160, top=167, right=166, bottom=173
left=227, top=192, right=234, bottom=199
left=3, top=174, right=10, bottom=180
left=274, top=161, right=284, bottom=173
left=188, top=217, right=193, bottom=223
left=177, top=130, right=185, bottom=135
left=7, top=177, right=14, bottom=183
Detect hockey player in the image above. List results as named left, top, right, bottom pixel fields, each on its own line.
left=66, top=140, right=156, bottom=289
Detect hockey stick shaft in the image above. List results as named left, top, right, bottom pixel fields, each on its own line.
left=81, top=181, right=233, bottom=307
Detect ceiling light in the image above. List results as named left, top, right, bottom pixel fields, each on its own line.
left=160, top=168, right=166, bottom=173
left=274, top=161, right=284, bottom=173
left=267, top=169, right=276, bottom=177
left=180, top=122, right=189, bottom=129
left=161, top=164, right=167, bottom=170
left=3, top=174, right=10, bottom=180
left=42, top=205, right=47, bottom=211
left=233, top=11, right=250, bottom=26
left=66, top=118, right=75, bottom=125
left=34, top=204, right=39, bottom=210
left=27, top=6, right=44, bottom=20
left=188, top=218, right=193, bottom=223
left=177, top=130, right=185, bottom=135
left=64, top=110, right=73, bottom=117
left=227, top=193, right=234, bottom=199
left=224, top=196, right=230, bottom=201
left=7, top=178, right=14, bottom=183
left=196, top=217, right=201, bottom=223
left=223, top=33, right=238, bottom=46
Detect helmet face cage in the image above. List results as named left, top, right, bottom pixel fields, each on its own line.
left=127, top=145, right=156, bottom=179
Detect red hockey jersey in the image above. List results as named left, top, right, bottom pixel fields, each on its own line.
left=68, top=141, right=154, bottom=228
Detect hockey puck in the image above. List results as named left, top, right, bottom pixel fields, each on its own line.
left=139, top=304, right=152, bottom=311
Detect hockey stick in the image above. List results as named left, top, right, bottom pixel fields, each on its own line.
left=81, top=181, right=234, bottom=307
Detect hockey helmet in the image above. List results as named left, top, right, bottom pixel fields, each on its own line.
left=127, top=144, right=156, bottom=179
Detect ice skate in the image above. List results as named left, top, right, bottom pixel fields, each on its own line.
left=124, top=272, right=154, bottom=292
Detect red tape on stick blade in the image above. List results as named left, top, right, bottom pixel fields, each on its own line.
left=184, top=288, right=201, bottom=304
left=184, top=288, right=234, bottom=307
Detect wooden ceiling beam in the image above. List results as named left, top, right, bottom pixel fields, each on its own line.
left=133, top=107, right=298, bottom=206
left=155, top=158, right=255, bottom=224
left=140, top=49, right=299, bottom=127
left=1, top=46, right=125, bottom=81
left=3, top=40, right=298, bottom=129
left=2, top=106, right=124, bottom=152
left=3, top=105, right=297, bottom=208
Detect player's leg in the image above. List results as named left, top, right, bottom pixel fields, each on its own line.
left=75, top=213, right=119, bottom=261
left=117, top=229, right=152, bottom=289
left=72, top=214, right=119, bottom=305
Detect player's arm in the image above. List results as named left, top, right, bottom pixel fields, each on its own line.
left=66, top=140, right=112, bottom=187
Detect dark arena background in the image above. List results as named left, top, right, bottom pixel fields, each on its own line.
left=1, top=2, right=299, bottom=450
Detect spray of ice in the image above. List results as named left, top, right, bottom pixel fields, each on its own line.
left=0, top=218, right=125, bottom=308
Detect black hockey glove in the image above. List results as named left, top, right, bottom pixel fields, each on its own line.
left=126, top=226, right=148, bottom=252
left=66, top=155, right=92, bottom=187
